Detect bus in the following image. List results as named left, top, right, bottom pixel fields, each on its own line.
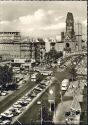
left=31, top=72, right=39, bottom=82
left=61, top=79, right=69, bottom=91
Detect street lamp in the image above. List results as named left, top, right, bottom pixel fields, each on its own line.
left=37, top=101, right=43, bottom=125
left=60, top=82, right=63, bottom=104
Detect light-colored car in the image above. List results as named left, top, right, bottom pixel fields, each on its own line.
left=13, top=103, right=22, bottom=108
left=1, top=112, right=13, bottom=119
left=25, top=98, right=31, bottom=102
left=1, top=120, right=11, bottom=125
left=35, top=86, right=43, bottom=91
left=10, top=108, right=22, bottom=115
left=1, top=91, right=8, bottom=96
left=22, top=96, right=28, bottom=100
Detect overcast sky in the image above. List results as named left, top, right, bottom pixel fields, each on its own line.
left=0, top=1, right=87, bottom=40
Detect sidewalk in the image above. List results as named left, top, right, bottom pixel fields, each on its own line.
left=53, top=80, right=82, bottom=124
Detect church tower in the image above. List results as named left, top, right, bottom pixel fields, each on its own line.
left=63, top=12, right=77, bottom=53
left=66, top=12, right=75, bottom=38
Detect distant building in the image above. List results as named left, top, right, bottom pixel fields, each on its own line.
left=36, top=38, right=46, bottom=63
left=0, top=42, right=21, bottom=60
left=55, top=41, right=64, bottom=52
left=0, top=38, right=46, bottom=63
left=50, top=42, right=56, bottom=50
left=75, top=23, right=82, bottom=51
left=0, top=32, right=21, bottom=42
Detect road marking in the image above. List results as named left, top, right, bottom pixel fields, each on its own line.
left=17, top=120, right=22, bottom=125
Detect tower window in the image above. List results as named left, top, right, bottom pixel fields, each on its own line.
left=66, top=43, right=70, bottom=48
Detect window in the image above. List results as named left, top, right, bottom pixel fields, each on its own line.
left=51, top=103, right=55, bottom=112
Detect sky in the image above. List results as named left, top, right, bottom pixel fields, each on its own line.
left=0, top=1, right=87, bottom=40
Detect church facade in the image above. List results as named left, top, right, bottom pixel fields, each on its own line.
left=62, top=12, right=79, bottom=53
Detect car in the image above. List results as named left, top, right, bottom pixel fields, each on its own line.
left=34, top=88, right=42, bottom=92
left=13, top=103, right=22, bottom=108
left=33, top=89, right=40, bottom=95
left=38, top=85, right=45, bottom=89
left=1, top=120, right=11, bottom=125
left=0, top=113, right=12, bottom=121
left=17, top=100, right=23, bottom=104
left=40, top=83, right=47, bottom=87
left=25, top=98, right=31, bottom=102
left=45, top=81, right=49, bottom=85
left=35, top=86, right=43, bottom=91
left=22, top=96, right=28, bottom=100
left=20, top=99, right=29, bottom=104
left=1, top=111, right=13, bottom=118
left=10, top=107, right=22, bottom=115
left=19, top=101, right=28, bottom=107
left=28, top=93, right=36, bottom=99
left=1, top=91, right=8, bottom=96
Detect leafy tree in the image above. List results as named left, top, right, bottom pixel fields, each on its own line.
left=44, top=50, right=63, bottom=65
left=0, top=65, right=13, bottom=88
left=69, top=65, right=77, bottom=81
left=42, top=105, right=49, bottom=121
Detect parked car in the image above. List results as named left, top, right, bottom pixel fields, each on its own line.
left=0, top=113, right=12, bottom=121
left=40, top=83, right=47, bottom=87
left=13, top=103, right=22, bottom=108
left=25, top=98, right=31, bottom=102
left=35, top=86, right=43, bottom=91
left=0, top=91, right=8, bottom=96
left=22, top=96, right=28, bottom=100
left=0, top=119, right=11, bottom=125
left=28, top=92, right=36, bottom=99
left=10, top=107, right=22, bottom=115
left=33, top=89, right=41, bottom=95
left=19, top=100, right=29, bottom=105
left=1, top=111, right=13, bottom=119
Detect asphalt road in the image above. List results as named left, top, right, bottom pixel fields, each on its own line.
left=17, top=55, right=85, bottom=124
left=0, top=55, right=85, bottom=124
left=0, top=79, right=35, bottom=114
left=17, top=64, right=71, bottom=124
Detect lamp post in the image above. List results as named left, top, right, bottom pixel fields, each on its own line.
left=60, top=82, right=63, bottom=104
left=37, top=101, right=43, bottom=125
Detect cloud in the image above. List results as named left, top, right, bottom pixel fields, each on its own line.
left=10, top=9, right=65, bottom=36
left=0, top=8, right=86, bottom=38
left=41, top=23, right=65, bottom=30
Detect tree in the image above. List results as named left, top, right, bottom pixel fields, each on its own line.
left=69, top=65, right=77, bottom=81
left=0, top=65, right=13, bottom=88
left=42, top=105, right=49, bottom=121
left=44, top=50, right=63, bottom=65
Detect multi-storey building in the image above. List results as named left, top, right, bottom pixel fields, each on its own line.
left=35, top=38, right=46, bottom=63
left=0, top=32, right=21, bottom=42
left=0, top=38, right=46, bottom=63
left=0, top=42, right=21, bottom=60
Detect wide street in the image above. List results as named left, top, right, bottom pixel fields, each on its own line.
left=14, top=54, right=85, bottom=124
left=0, top=53, right=87, bottom=125
left=0, top=77, right=36, bottom=114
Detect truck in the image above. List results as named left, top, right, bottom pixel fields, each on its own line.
left=61, top=79, right=69, bottom=91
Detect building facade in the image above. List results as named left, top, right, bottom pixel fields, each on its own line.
left=0, top=38, right=46, bottom=63
left=63, top=12, right=77, bottom=53
left=0, top=32, right=21, bottom=42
